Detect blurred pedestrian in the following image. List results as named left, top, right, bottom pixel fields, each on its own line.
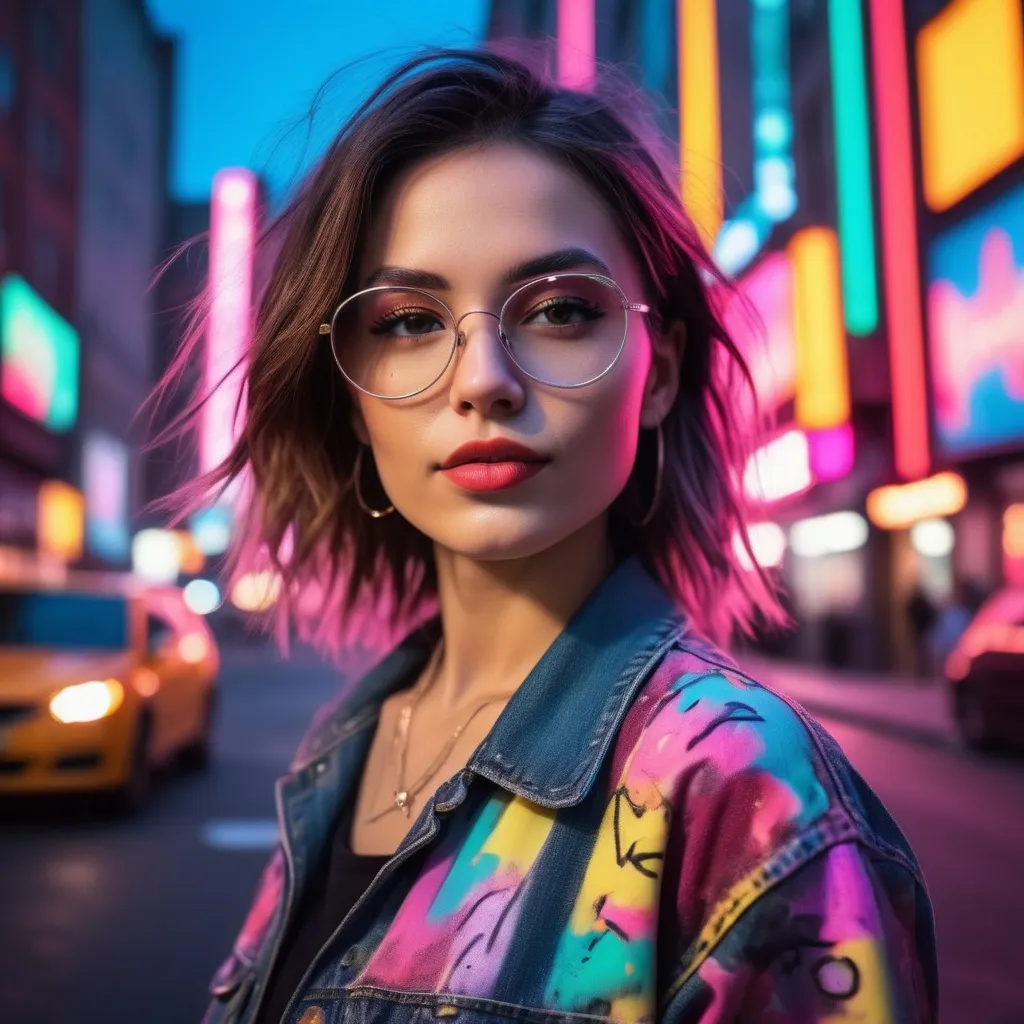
left=906, top=584, right=938, bottom=678
left=162, top=49, right=936, bottom=1024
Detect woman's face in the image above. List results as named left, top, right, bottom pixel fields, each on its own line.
left=347, top=143, right=680, bottom=561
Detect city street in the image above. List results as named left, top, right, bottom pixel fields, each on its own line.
left=2, top=649, right=1023, bottom=1024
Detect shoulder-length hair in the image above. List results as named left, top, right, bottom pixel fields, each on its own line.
left=153, top=47, right=785, bottom=661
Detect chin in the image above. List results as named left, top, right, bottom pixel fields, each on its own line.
left=424, top=508, right=582, bottom=563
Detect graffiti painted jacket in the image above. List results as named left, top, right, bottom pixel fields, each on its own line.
left=202, top=557, right=938, bottom=1024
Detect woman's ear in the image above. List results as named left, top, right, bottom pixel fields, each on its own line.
left=640, top=318, right=685, bottom=428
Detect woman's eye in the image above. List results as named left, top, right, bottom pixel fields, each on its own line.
left=524, top=298, right=603, bottom=327
left=371, top=310, right=446, bottom=337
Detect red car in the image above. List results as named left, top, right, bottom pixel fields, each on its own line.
left=945, top=587, right=1024, bottom=750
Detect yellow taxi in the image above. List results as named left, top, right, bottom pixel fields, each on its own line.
left=0, top=580, right=220, bottom=811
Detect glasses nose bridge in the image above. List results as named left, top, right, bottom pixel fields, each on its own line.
left=452, top=307, right=503, bottom=347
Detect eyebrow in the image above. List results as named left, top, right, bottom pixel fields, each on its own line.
left=361, top=247, right=614, bottom=290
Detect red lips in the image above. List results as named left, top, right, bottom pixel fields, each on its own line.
left=439, top=439, right=550, bottom=492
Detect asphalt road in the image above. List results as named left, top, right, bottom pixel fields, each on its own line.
left=1, top=648, right=1022, bottom=1024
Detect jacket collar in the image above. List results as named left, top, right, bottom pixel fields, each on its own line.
left=292, top=557, right=688, bottom=806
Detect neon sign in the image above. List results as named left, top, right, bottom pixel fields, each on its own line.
left=713, top=0, right=794, bottom=275
left=0, top=274, right=78, bottom=431
left=927, top=183, right=1024, bottom=457
left=828, top=0, right=878, bottom=335
left=557, top=0, right=595, bottom=91
left=83, top=430, right=130, bottom=562
left=679, top=0, right=723, bottom=247
left=870, top=0, right=930, bottom=480
left=917, top=0, right=1024, bottom=213
left=202, top=168, right=257, bottom=475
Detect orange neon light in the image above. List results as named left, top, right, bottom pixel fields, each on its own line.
left=866, top=471, right=967, bottom=530
left=678, top=0, right=722, bottom=247
left=917, top=0, right=1024, bottom=212
left=1004, top=503, right=1024, bottom=559
left=37, top=480, right=85, bottom=562
left=788, top=227, right=850, bottom=430
left=869, top=0, right=931, bottom=481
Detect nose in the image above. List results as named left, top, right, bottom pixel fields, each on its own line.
left=447, top=309, right=526, bottom=417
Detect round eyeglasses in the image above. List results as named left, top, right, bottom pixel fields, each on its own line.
left=319, top=272, right=650, bottom=400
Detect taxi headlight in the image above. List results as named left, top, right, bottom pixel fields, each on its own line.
left=49, top=679, right=125, bottom=724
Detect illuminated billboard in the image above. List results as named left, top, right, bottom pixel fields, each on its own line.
left=0, top=275, right=79, bottom=431
left=927, top=183, right=1024, bottom=457
left=83, top=430, right=130, bottom=562
left=916, top=0, right=1024, bottom=213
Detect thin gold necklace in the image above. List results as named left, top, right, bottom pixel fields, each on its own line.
left=368, top=651, right=511, bottom=821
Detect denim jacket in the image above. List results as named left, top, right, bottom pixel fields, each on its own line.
left=203, top=558, right=938, bottom=1024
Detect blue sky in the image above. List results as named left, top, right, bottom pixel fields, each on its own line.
left=145, top=0, right=488, bottom=203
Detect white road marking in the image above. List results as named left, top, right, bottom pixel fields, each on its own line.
left=201, top=819, right=279, bottom=850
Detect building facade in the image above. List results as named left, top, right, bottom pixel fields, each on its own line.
left=75, top=0, right=174, bottom=569
left=0, top=1, right=83, bottom=580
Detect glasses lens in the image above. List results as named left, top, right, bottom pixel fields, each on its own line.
left=331, top=288, right=456, bottom=397
left=501, top=275, right=628, bottom=387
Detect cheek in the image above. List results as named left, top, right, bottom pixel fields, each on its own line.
left=355, top=402, right=427, bottom=492
left=555, top=354, right=650, bottom=494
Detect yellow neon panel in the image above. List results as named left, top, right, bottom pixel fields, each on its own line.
left=678, top=0, right=722, bottom=247
left=37, top=480, right=84, bottom=562
left=917, top=0, right=1024, bottom=212
left=788, top=227, right=850, bottom=430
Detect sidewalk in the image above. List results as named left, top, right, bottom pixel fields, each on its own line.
left=740, top=655, right=958, bottom=748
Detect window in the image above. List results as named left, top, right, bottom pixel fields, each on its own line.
left=0, top=42, right=14, bottom=111
left=0, top=590, right=129, bottom=651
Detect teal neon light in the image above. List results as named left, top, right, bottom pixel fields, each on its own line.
left=828, top=0, right=879, bottom=335
left=715, top=0, right=795, bottom=275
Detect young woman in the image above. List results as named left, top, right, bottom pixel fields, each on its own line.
left=187, top=49, right=936, bottom=1024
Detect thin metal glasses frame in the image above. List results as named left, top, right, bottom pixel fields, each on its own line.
left=318, top=272, right=651, bottom=401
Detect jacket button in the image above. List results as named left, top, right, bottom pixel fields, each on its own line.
left=298, top=1007, right=325, bottom=1024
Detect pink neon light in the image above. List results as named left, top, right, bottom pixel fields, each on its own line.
left=202, top=168, right=258, bottom=474
left=869, top=0, right=930, bottom=481
left=744, top=428, right=814, bottom=504
left=721, top=252, right=797, bottom=418
left=557, top=0, right=595, bottom=90
left=808, top=423, right=855, bottom=482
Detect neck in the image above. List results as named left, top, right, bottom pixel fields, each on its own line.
left=429, top=517, right=615, bottom=710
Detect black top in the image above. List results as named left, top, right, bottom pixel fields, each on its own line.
left=253, top=804, right=389, bottom=1024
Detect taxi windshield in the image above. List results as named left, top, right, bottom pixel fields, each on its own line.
left=0, top=589, right=130, bottom=651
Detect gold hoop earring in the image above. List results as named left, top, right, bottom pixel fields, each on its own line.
left=630, top=423, right=665, bottom=528
left=353, top=445, right=395, bottom=518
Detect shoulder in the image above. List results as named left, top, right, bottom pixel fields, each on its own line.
left=603, top=639, right=875, bottom=933
left=610, top=639, right=838, bottom=835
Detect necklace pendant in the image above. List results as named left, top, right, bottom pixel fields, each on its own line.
left=394, top=790, right=411, bottom=816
